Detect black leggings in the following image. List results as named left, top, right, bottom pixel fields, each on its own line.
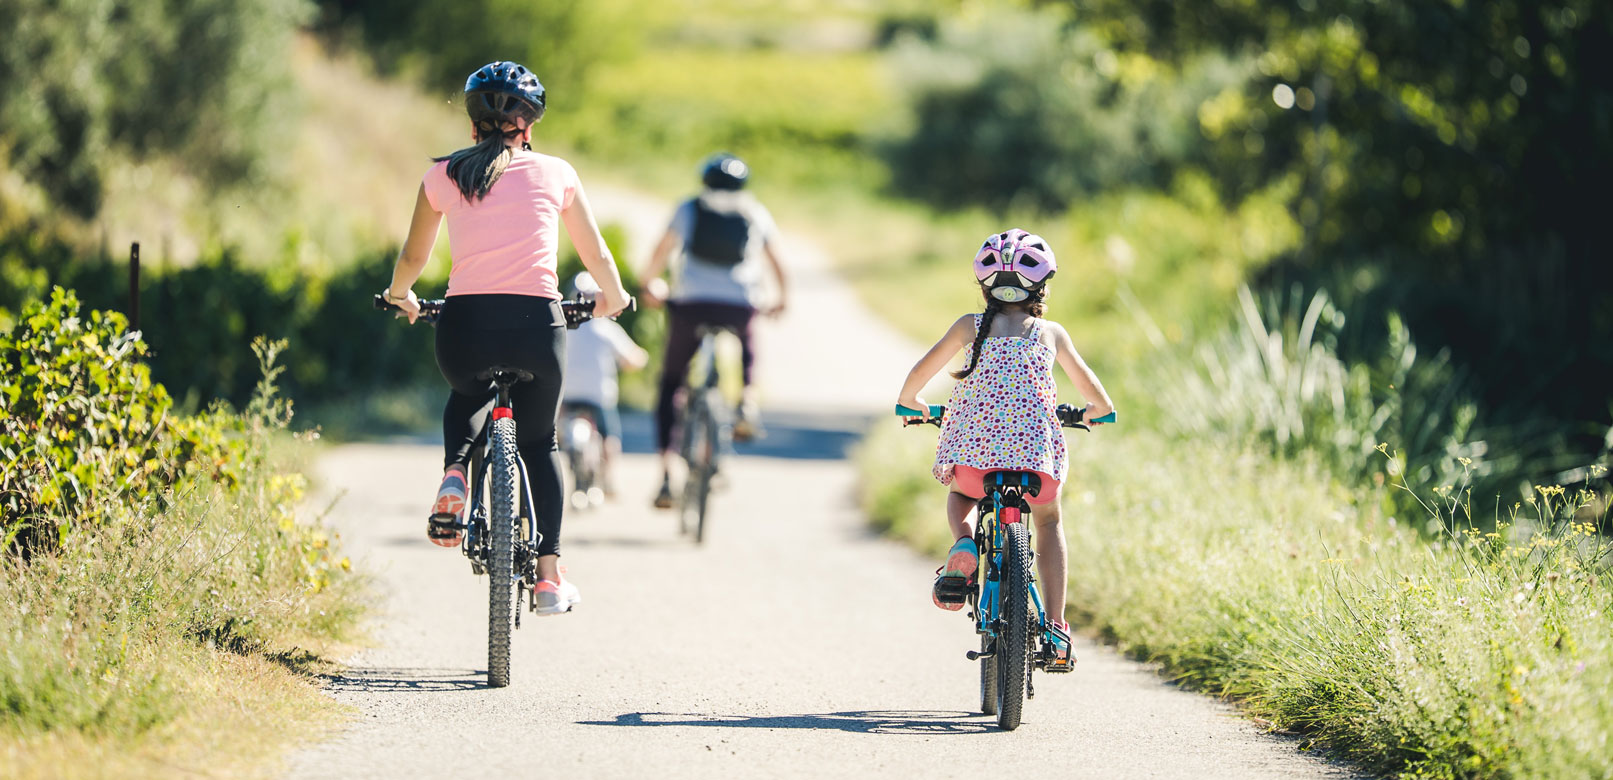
left=435, top=294, right=567, bottom=557
left=654, top=301, right=757, bottom=452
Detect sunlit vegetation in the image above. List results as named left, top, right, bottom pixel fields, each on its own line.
left=1, top=292, right=361, bottom=775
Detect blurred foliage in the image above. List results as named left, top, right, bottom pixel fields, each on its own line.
left=549, top=47, right=889, bottom=195
left=0, top=233, right=440, bottom=412
left=312, top=0, right=644, bottom=97
left=1067, top=0, right=1613, bottom=427
left=0, top=220, right=652, bottom=424
left=0, top=0, right=308, bottom=218
left=882, top=6, right=1248, bottom=210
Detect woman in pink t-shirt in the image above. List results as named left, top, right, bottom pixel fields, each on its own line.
left=382, top=61, right=630, bottom=616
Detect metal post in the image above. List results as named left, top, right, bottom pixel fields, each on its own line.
left=129, top=242, right=140, bottom=330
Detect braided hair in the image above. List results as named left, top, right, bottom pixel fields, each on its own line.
left=951, top=286, right=1048, bottom=380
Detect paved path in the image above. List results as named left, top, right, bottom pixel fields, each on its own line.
left=285, top=192, right=1357, bottom=779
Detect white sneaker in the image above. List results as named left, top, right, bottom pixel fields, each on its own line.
left=533, top=579, right=582, bottom=615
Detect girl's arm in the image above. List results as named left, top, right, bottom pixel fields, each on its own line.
left=561, top=183, right=632, bottom=317
left=896, top=315, right=975, bottom=410
left=1049, top=322, right=1115, bottom=423
left=384, top=184, right=443, bottom=324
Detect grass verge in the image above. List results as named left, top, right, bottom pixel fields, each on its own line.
left=1, top=431, right=363, bottom=778
left=859, top=423, right=1612, bottom=778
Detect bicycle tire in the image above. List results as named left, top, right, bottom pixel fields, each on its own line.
left=677, top=398, right=706, bottom=536
left=979, top=634, right=998, bottom=715
left=679, top=391, right=715, bottom=543
left=693, top=394, right=719, bottom=544
left=486, top=416, right=519, bottom=689
left=996, top=520, right=1032, bottom=730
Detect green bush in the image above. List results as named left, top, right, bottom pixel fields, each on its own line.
left=882, top=7, right=1246, bottom=211
left=0, top=289, right=246, bottom=549
left=313, top=0, right=642, bottom=97
left=0, top=234, right=440, bottom=412
left=1, top=290, right=360, bottom=743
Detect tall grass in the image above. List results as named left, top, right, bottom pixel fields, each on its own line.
left=1154, top=285, right=1484, bottom=514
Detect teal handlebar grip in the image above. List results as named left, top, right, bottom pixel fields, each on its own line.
left=1089, top=411, right=1117, bottom=424
left=895, top=404, right=946, bottom=418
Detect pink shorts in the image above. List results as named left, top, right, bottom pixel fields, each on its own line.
left=950, top=465, right=1061, bottom=506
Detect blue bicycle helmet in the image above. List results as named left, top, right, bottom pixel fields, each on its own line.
left=701, top=153, right=749, bottom=190
left=464, top=61, right=546, bottom=129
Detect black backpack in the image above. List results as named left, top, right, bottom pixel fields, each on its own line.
left=684, top=199, right=750, bottom=267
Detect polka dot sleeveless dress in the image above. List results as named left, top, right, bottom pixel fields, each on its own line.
left=933, top=314, right=1066, bottom=487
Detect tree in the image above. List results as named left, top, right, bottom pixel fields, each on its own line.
left=1072, top=0, right=1613, bottom=421
left=0, top=0, right=307, bottom=218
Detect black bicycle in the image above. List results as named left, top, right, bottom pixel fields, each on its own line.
left=676, top=325, right=733, bottom=544
left=375, top=293, right=609, bottom=688
left=898, top=402, right=1115, bottom=729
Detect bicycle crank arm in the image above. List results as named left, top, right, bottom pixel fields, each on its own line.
left=966, top=649, right=995, bottom=661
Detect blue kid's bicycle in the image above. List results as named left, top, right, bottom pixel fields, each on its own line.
left=897, top=402, right=1115, bottom=730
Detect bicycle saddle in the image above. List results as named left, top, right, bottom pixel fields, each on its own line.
left=475, top=365, right=535, bottom=385
left=983, top=470, right=1043, bottom=498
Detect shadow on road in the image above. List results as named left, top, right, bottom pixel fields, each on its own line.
left=619, top=409, right=873, bottom=461
left=324, top=667, right=488, bottom=693
left=564, top=534, right=684, bottom=549
left=578, top=710, right=992, bottom=735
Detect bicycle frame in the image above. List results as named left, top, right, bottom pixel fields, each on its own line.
left=972, top=474, right=1054, bottom=649
left=461, top=382, right=541, bottom=609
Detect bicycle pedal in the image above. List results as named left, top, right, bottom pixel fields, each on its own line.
left=932, top=575, right=972, bottom=604
left=1043, top=655, right=1077, bottom=673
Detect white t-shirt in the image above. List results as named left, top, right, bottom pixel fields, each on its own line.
left=668, top=190, right=777, bottom=307
left=562, top=318, right=639, bottom=407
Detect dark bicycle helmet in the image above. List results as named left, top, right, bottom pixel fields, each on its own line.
left=701, top=153, right=749, bottom=190
left=464, top=61, right=546, bottom=131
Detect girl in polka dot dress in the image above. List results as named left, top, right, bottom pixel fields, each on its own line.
left=896, top=230, right=1115, bottom=635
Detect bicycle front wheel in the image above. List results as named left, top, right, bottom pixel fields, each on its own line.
left=996, top=520, right=1033, bottom=730
left=486, top=416, right=520, bottom=688
left=979, top=634, right=998, bottom=715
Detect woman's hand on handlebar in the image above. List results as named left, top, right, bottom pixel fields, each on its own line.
left=593, top=286, right=632, bottom=320
left=384, top=287, right=422, bottom=324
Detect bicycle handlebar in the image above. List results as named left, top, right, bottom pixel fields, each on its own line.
left=895, top=403, right=1116, bottom=431
left=373, top=294, right=634, bottom=329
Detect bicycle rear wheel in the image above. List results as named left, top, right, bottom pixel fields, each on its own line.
left=679, top=391, right=716, bottom=544
left=486, top=416, right=519, bottom=688
left=996, top=520, right=1033, bottom=730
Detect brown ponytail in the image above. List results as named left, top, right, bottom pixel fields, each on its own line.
left=433, top=120, right=524, bottom=202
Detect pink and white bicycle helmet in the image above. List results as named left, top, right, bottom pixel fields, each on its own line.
left=973, top=229, right=1057, bottom=302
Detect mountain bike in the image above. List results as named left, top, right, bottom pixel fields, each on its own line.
left=676, top=325, right=732, bottom=544
left=896, top=402, right=1116, bottom=730
left=375, top=293, right=611, bottom=688
left=558, top=403, right=605, bottom=510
